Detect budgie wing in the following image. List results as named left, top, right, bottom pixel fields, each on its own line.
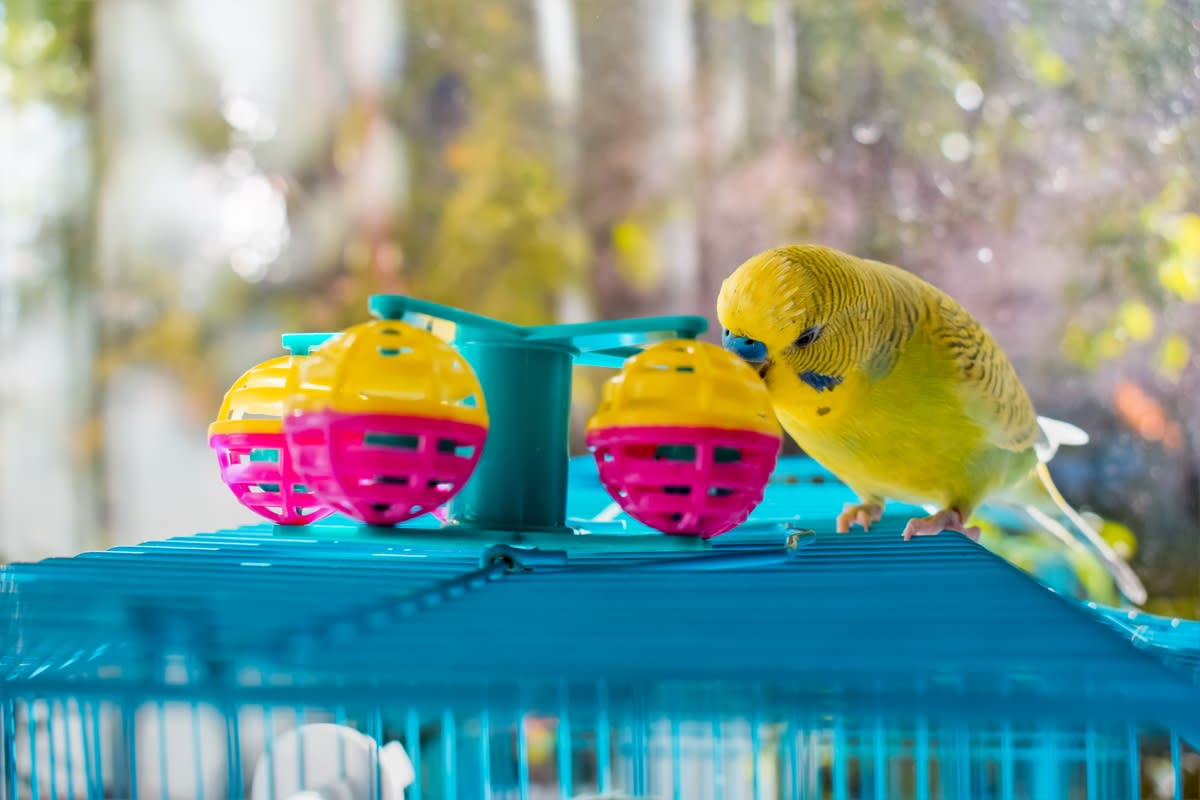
left=929, top=296, right=1040, bottom=452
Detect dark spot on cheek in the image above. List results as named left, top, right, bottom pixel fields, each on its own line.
left=817, top=407, right=831, bottom=416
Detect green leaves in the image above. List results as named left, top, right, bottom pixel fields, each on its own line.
left=1143, top=176, right=1200, bottom=302
left=1011, top=28, right=1072, bottom=87
left=1154, top=215, right=1200, bottom=302
left=0, top=4, right=91, bottom=106
left=1061, top=168, right=1198, bottom=379
left=1156, top=335, right=1191, bottom=383
left=1116, top=300, right=1155, bottom=343
left=611, top=219, right=661, bottom=293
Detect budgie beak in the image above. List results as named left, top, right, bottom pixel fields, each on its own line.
left=722, top=331, right=769, bottom=374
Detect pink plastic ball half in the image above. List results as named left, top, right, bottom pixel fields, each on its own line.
left=209, top=430, right=334, bottom=525
left=586, top=425, right=780, bottom=538
left=284, top=410, right=487, bottom=527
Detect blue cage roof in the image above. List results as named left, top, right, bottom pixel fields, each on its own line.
left=2, top=456, right=1197, bottom=734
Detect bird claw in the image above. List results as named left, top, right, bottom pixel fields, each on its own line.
left=902, top=509, right=981, bottom=542
left=836, top=502, right=883, bottom=533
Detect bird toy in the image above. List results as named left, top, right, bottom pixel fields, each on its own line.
left=586, top=339, right=782, bottom=538
left=208, top=338, right=336, bottom=525
left=283, top=319, right=489, bottom=527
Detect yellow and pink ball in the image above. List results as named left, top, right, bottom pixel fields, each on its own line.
left=282, top=320, right=489, bottom=527
left=210, top=321, right=489, bottom=527
left=586, top=339, right=781, bottom=538
left=208, top=347, right=335, bottom=526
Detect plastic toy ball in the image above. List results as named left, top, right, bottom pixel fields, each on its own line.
left=585, top=339, right=781, bottom=538
left=284, top=319, right=489, bottom=527
left=209, top=348, right=335, bottom=526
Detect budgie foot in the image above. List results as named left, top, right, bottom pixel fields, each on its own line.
left=901, top=508, right=981, bottom=542
left=836, top=502, right=883, bottom=533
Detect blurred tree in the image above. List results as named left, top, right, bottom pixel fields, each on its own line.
left=1, top=0, right=102, bottom=552
left=279, top=0, right=592, bottom=331
left=376, top=0, right=589, bottom=327
left=1, top=0, right=1196, bottom=609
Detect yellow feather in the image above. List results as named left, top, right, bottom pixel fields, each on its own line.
left=717, top=244, right=1145, bottom=603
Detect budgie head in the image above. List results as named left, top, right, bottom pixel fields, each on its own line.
left=717, top=244, right=880, bottom=412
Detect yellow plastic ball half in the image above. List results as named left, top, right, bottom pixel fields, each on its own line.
left=587, top=338, right=779, bottom=438
left=287, top=319, right=488, bottom=427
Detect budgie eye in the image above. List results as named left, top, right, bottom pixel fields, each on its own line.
left=793, top=325, right=823, bottom=349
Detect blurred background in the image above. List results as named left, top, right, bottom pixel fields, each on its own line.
left=0, top=0, right=1196, bottom=613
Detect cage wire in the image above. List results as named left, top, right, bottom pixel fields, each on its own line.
left=3, top=452, right=1198, bottom=800
left=2, top=690, right=1196, bottom=798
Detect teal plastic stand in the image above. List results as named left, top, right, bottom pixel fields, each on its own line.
left=281, top=332, right=336, bottom=356
left=366, top=295, right=709, bottom=548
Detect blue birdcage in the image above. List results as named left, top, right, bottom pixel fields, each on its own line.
left=2, top=297, right=1198, bottom=800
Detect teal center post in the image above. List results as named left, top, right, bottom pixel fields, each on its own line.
left=451, top=333, right=574, bottom=532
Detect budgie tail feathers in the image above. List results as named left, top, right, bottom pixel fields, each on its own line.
left=1034, top=415, right=1090, bottom=463
left=1025, top=461, right=1147, bottom=606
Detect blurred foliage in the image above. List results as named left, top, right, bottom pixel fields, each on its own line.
left=610, top=218, right=662, bottom=292
left=414, top=88, right=590, bottom=323
left=77, top=0, right=591, bottom=409
left=1066, top=173, right=1199, bottom=375
left=2, top=0, right=1197, bottom=609
left=0, top=0, right=90, bottom=105
left=1011, top=28, right=1071, bottom=87
left=395, top=1, right=590, bottom=324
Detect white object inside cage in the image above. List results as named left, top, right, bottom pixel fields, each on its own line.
left=250, top=722, right=415, bottom=800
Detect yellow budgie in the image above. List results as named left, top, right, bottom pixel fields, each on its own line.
left=716, top=244, right=1146, bottom=605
